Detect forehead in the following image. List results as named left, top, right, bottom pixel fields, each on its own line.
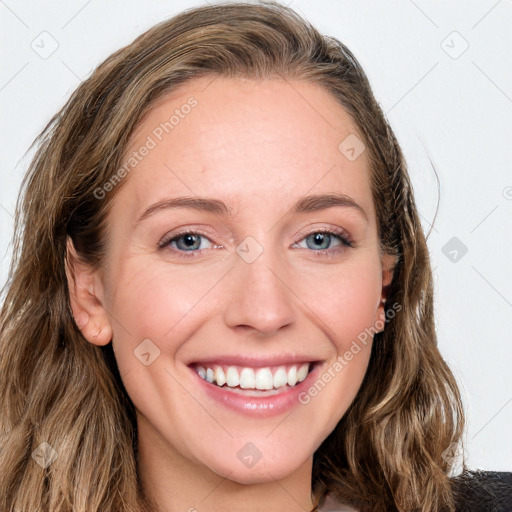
left=116, top=76, right=375, bottom=224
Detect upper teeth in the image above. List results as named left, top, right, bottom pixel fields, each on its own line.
left=195, top=363, right=311, bottom=390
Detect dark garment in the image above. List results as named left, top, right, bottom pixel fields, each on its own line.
left=318, top=470, right=512, bottom=511
left=452, top=471, right=512, bottom=512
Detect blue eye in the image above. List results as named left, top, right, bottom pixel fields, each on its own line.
left=167, top=232, right=210, bottom=252
left=158, top=231, right=217, bottom=257
left=295, top=231, right=352, bottom=251
left=158, top=228, right=353, bottom=259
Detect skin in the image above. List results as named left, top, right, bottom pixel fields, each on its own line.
left=67, top=76, right=395, bottom=512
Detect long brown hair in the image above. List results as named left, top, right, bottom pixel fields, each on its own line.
left=0, top=2, right=465, bottom=511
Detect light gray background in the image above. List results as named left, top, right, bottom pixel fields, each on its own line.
left=1, top=0, right=511, bottom=470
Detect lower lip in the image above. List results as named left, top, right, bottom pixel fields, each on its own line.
left=189, top=363, right=321, bottom=417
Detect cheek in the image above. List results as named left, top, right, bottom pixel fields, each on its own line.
left=103, top=261, right=218, bottom=429
left=291, top=261, right=381, bottom=436
left=294, top=256, right=382, bottom=350
left=301, top=266, right=381, bottom=417
left=104, top=260, right=222, bottom=369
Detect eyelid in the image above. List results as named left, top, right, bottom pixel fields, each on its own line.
left=157, top=227, right=221, bottom=251
left=158, top=224, right=354, bottom=259
left=292, top=225, right=354, bottom=247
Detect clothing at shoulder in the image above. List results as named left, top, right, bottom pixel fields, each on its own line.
left=317, top=471, right=512, bottom=512
left=317, top=494, right=357, bottom=512
left=452, top=470, right=512, bottom=512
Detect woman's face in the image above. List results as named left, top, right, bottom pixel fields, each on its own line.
left=73, top=76, right=393, bottom=484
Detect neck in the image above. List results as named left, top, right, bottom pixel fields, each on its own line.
left=136, top=415, right=317, bottom=512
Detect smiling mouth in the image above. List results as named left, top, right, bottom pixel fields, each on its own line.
left=190, top=362, right=316, bottom=395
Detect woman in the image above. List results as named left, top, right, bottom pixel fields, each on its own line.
left=0, top=2, right=510, bottom=511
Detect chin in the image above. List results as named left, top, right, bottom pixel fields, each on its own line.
left=199, top=443, right=313, bottom=485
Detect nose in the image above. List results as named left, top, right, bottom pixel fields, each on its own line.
left=223, top=246, right=296, bottom=337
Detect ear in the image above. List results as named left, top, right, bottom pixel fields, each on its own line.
left=65, top=237, right=112, bottom=346
left=375, top=252, right=397, bottom=332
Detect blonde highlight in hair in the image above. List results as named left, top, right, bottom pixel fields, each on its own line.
left=0, top=2, right=465, bottom=511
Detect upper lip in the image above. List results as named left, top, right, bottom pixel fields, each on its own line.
left=188, top=354, right=321, bottom=368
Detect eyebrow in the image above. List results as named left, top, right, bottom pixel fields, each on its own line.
left=136, top=192, right=368, bottom=223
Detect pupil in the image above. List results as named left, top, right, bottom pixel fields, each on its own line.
left=312, top=233, right=328, bottom=249
left=184, top=234, right=197, bottom=247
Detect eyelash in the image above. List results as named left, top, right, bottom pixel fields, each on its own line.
left=158, top=227, right=354, bottom=260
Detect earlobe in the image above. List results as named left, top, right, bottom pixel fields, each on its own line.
left=375, top=252, right=397, bottom=332
left=65, top=237, right=112, bottom=346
